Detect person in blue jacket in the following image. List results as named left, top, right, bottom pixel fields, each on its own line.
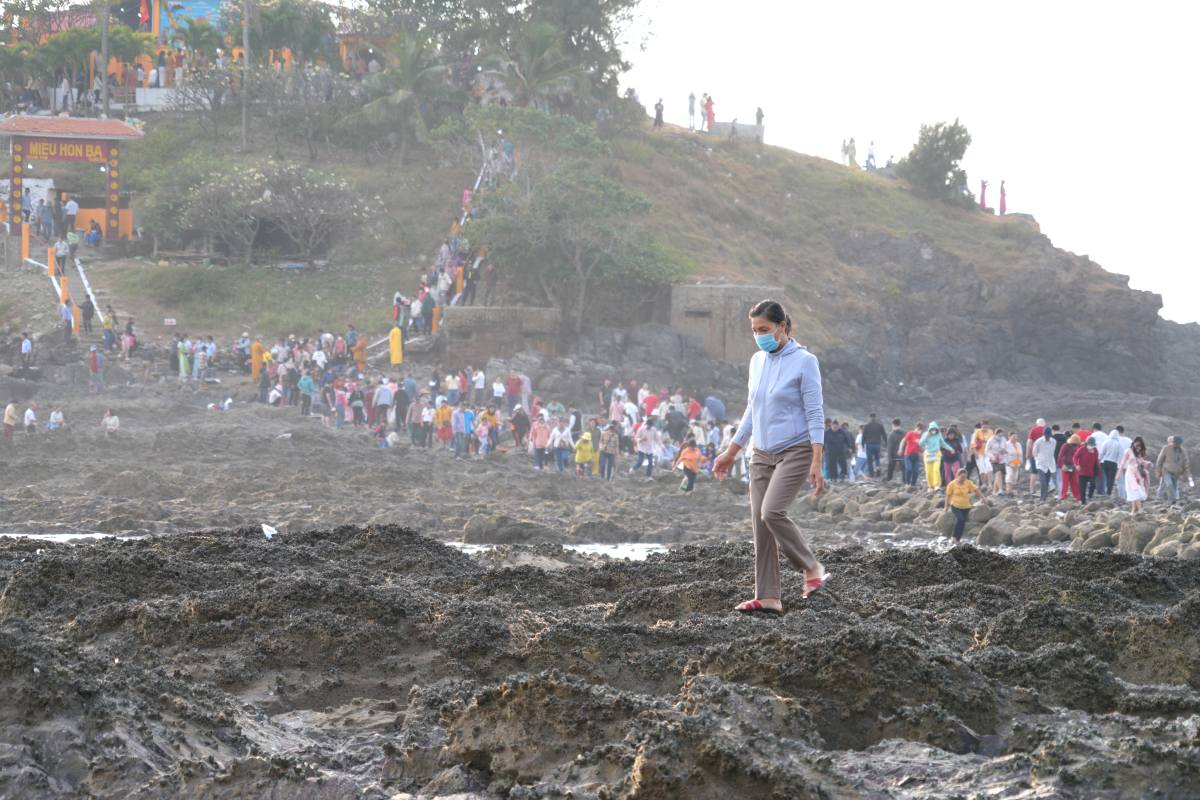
left=715, top=299, right=829, bottom=615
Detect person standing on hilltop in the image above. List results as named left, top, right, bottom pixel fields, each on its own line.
left=688, top=92, right=696, bottom=130
left=846, top=138, right=858, bottom=168
left=714, top=300, right=828, bottom=615
left=999, top=180, right=1007, bottom=215
left=705, top=95, right=715, bottom=132
left=979, top=179, right=989, bottom=210
left=653, top=98, right=664, bottom=129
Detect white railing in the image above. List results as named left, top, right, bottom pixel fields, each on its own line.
left=72, top=257, right=107, bottom=325
left=24, top=256, right=107, bottom=326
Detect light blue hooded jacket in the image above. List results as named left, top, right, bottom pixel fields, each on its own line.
left=733, top=339, right=825, bottom=453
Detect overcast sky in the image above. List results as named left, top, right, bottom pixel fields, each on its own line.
left=621, top=0, right=1199, bottom=324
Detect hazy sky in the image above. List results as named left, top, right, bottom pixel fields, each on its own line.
left=621, top=0, right=1200, bottom=324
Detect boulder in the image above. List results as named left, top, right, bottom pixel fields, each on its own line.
left=891, top=507, right=918, bottom=524
left=934, top=511, right=956, bottom=536
left=1081, top=531, right=1113, bottom=550
left=1150, top=540, right=1183, bottom=559
left=1145, top=526, right=1181, bottom=553
left=1180, top=543, right=1200, bottom=560
left=971, top=504, right=997, bottom=524
left=1012, top=526, right=1045, bottom=547
left=1047, top=524, right=1073, bottom=543
left=1116, top=520, right=1157, bottom=554
left=978, top=517, right=1015, bottom=547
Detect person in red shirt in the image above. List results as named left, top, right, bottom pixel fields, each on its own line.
left=643, top=392, right=659, bottom=417
left=505, top=371, right=522, bottom=414
left=1057, top=435, right=1083, bottom=501
left=686, top=397, right=701, bottom=421
left=902, top=422, right=925, bottom=488
left=1072, top=437, right=1101, bottom=504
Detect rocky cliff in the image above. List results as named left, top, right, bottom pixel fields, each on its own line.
left=611, top=132, right=1200, bottom=403
left=820, top=225, right=1192, bottom=399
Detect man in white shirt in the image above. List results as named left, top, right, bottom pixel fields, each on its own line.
left=23, top=403, right=38, bottom=433
left=472, top=368, right=486, bottom=405
left=64, top=196, right=79, bottom=231
left=1087, top=424, right=1110, bottom=494
left=549, top=420, right=575, bottom=474
left=492, top=379, right=505, bottom=405
left=20, top=334, right=33, bottom=368
left=1100, top=426, right=1131, bottom=498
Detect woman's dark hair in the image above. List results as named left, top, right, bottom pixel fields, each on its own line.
left=749, top=299, right=792, bottom=333
left=1132, top=436, right=1146, bottom=456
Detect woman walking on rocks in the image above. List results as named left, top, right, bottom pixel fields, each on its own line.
left=715, top=300, right=828, bottom=615
left=1118, top=436, right=1150, bottom=514
left=944, top=469, right=988, bottom=546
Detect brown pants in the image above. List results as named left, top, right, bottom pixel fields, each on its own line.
left=750, top=443, right=819, bottom=600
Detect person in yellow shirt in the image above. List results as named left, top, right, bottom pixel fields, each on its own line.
left=435, top=400, right=453, bottom=448
left=574, top=431, right=595, bottom=477
left=943, top=469, right=988, bottom=547
left=250, top=336, right=266, bottom=384
left=351, top=335, right=368, bottom=374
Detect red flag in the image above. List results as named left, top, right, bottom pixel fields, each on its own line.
left=139, top=0, right=150, bottom=26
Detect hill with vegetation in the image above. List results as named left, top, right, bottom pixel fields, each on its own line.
left=7, top=0, right=1197, bottom=401
left=74, top=106, right=1195, bottom=401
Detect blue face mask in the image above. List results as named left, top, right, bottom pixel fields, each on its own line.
left=754, top=333, right=780, bottom=353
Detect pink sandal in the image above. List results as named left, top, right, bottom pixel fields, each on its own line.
left=735, top=599, right=781, bottom=615
left=802, top=570, right=830, bottom=599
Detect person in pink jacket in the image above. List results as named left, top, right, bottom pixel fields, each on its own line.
left=530, top=416, right=552, bottom=470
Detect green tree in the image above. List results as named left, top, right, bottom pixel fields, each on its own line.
left=34, top=27, right=99, bottom=110
left=464, top=104, right=603, bottom=190
left=530, top=0, right=638, bottom=95
left=346, top=30, right=452, bottom=168
left=259, top=0, right=334, bottom=64
left=482, top=21, right=584, bottom=110
left=896, top=119, right=973, bottom=206
left=477, top=159, right=684, bottom=332
left=106, top=24, right=154, bottom=64
left=173, top=17, right=225, bottom=59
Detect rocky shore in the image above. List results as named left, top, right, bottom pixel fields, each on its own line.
left=1, top=526, right=1197, bottom=798
left=802, top=484, right=1200, bottom=559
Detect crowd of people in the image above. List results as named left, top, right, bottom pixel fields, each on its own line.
left=821, top=415, right=1192, bottom=515
left=222, top=330, right=735, bottom=491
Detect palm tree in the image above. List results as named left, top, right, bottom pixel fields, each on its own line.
left=174, top=18, right=225, bottom=60
left=351, top=30, right=451, bottom=168
left=106, top=25, right=154, bottom=65
left=35, top=28, right=100, bottom=110
left=483, top=21, right=583, bottom=111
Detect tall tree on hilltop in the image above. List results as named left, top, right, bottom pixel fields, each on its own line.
left=483, top=20, right=583, bottom=110
left=897, top=119, right=973, bottom=206
left=347, top=30, right=454, bottom=168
